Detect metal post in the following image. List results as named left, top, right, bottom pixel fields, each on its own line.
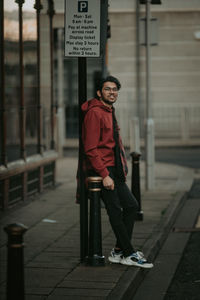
left=130, top=152, right=143, bottom=221
left=87, top=177, right=105, bottom=266
left=0, top=0, right=7, bottom=167
left=129, top=117, right=140, bottom=154
left=16, top=0, right=26, bottom=161
left=145, top=0, right=155, bottom=189
left=78, top=57, right=88, bottom=262
left=146, top=0, right=151, bottom=129
left=101, top=0, right=109, bottom=78
left=102, top=43, right=108, bottom=79
left=135, top=0, right=142, bottom=133
left=47, top=0, right=56, bottom=150
left=57, top=28, right=65, bottom=156
left=4, top=223, right=28, bottom=300
left=34, top=0, right=43, bottom=155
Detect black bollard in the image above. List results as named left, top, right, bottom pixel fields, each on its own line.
left=130, top=152, right=143, bottom=221
left=4, top=223, right=28, bottom=300
left=87, top=177, right=105, bottom=266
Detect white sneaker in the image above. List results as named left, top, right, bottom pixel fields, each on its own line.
left=108, top=248, right=123, bottom=264
left=120, top=251, right=153, bottom=268
left=136, top=251, right=147, bottom=262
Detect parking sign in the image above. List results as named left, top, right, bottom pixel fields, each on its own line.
left=78, top=1, right=88, bottom=12
left=65, top=0, right=101, bottom=57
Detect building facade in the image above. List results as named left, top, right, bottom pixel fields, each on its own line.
left=52, top=0, right=200, bottom=147
left=108, top=0, right=200, bottom=146
left=0, top=0, right=57, bottom=209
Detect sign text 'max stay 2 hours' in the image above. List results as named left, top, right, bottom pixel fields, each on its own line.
left=65, top=0, right=101, bottom=57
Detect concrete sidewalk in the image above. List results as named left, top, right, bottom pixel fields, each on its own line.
left=0, top=156, right=195, bottom=300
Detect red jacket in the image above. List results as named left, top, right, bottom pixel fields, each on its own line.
left=82, top=98, right=115, bottom=179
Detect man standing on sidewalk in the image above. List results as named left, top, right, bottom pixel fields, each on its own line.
left=81, top=75, right=153, bottom=268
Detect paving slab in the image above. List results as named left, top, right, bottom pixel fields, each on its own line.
left=50, top=287, right=110, bottom=297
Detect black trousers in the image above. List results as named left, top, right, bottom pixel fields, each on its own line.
left=89, top=166, right=139, bottom=257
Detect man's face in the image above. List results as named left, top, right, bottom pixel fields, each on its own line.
left=97, top=81, right=119, bottom=106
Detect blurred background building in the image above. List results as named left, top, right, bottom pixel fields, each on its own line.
left=0, top=0, right=57, bottom=209
left=108, top=0, right=200, bottom=146
left=53, top=0, right=200, bottom=147
left=1, top=0, right=200, bottom=208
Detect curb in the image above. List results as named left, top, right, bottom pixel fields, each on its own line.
left=107, top=191, right=188, bottom=300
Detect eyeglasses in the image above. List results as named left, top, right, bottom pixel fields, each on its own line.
left=103, top=87, right=118, bottom=93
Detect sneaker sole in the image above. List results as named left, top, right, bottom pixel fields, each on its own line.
left=120, top=260, right=153, bottom=268
left=108, top=257, right=121, bottom=264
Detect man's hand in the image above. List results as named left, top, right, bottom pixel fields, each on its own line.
left=103, top=175, right=114, bottom=190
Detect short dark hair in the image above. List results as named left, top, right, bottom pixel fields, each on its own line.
left=97, top=75, right=121, bottom=92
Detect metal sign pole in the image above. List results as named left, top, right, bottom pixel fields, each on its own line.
left=64, top=0, right=108, bottom=263
left=78, top=57, right=88, bottom=262
left=145, top=0, right=155, bottom=190
left=140, top=1, right=161, bottom=190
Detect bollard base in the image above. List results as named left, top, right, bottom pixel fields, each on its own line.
left=86, top=254, right=105, bottom=266
left=136, top=211, right=144, bottom=221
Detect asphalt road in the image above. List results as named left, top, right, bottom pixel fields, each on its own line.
left=65, top=146, right=200, bottom=169
left=164, top=179, right=200, bottom=300
left=164, top=231, right=200, bottom=300
left=155, top=146, right=200, bottom=169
